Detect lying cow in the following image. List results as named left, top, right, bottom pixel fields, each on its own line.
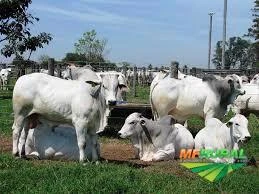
left=19, top=122, right=100, bottom=161
left=151, top=74, right=245, bottom=124
left=118, top=113, right=194, bottom=161
left=195, top=114, right=251, bottom=162
left=12, top=72, right=104, bottom=162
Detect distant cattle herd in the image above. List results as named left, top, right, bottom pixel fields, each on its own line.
left=0, top=63, right=258, bottom=163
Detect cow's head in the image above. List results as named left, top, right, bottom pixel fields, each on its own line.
left=118, top=113, right=143, bottom=138
left=225, top=74, right=245, bottom=96
left=240, top=75, right=249, bottom=84
left=99, top=73, right=129, bottom=106
left=250, top=74, right=259, bottom=84
left=226, top=114, right=251, bottom=144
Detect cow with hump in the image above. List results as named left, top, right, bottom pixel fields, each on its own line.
left=195, top=114, right=251, bottom=163
left=118, top=113, right=194, bottom=162
left=12, top=70, right=105, bottom=162
left=150, top=74, right=245, bottom=124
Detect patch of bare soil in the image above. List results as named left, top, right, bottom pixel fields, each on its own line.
left=0, top=135, right=12, bottom=153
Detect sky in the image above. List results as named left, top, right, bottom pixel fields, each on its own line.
left=0, top=0, right=254, bottom=68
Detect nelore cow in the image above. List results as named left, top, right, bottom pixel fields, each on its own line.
left=195, top=114, right=251, bottom=162
left=231, top=83, right=259, bottom=116
left=118, top=113, right=194, bottom=161
left=0, top=68, right=11, bottom=90
left=12, top=72, right=105, bottom=162
left=19, top=123, right=100, bottom=161
left=150, top=74, right=245, bottom=124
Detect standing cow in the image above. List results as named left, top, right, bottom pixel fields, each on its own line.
left=150, top=74, right=245, bottom=124
left=0, top=68, right=11, bottom=90
left=12, top=72, right=104, bottom=162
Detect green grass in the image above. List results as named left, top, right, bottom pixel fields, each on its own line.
left=0, top=153, right=258, bottom=193
left=0, top=98, right=13, bottom=136
left=127, top=85, right=150, bottom=104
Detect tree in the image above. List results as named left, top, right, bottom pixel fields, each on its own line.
left=0, top=0, right=52, bottom=59
left=74, top=30, right=107, bottom=63
left=212, top=37, right=256, bottom=69
left=245, top=0, right=259, bottom=65
left=148, top=64, right=152, bottom=70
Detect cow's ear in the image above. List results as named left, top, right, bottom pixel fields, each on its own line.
left=140, top=119, right=145, bottom=126
left=226, top=120, right=233, bottom=127
left=227, top=79, right=233, bottom=84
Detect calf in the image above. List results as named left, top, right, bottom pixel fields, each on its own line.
left=118, top=113, right=194, bottom=161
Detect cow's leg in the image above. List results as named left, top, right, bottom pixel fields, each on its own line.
left=12, top=115, right=26, bottom=156
left=18, top=118, right=30, bottom=157
left=152, top=144, right=175, bottom=161
left=74, top=120, right=87, bottom=162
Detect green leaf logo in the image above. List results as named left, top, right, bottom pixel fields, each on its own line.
left=180, top=163, right=245, bottom=182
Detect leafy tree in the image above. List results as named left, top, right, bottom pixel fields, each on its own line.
left=148, top=64, right=152, bottom=70
left=62, top=52, right=87, bottom=62
left=212, top=37, right=256, bottom=69
left=245, top=0, right=259, bottom=65
left=74, top=29, right=107, bottom=63
left=0, top=0, right=52, bottom=59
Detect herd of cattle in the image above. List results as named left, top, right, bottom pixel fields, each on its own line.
left=5, top=64, right=259, bottom=163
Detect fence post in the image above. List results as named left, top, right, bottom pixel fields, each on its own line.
left=133, top=66, right=137, bottom=97
left=48, top=58, right=55, bottom=76
left=56, top=63, right=62, bottom=78
left=170, top=62, right=179, bottom=78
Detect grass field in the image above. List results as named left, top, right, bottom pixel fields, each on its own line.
left=0, top=86, right=259, bottom=193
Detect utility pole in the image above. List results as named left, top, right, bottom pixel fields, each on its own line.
left=208, top=12, right=215, bottom=69
left=222, top=0, right=228, bottom=68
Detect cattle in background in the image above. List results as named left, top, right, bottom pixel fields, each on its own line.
left=231, top=83, right=259, bottom=116
left=195, top=114, right=250, bottom=163
left=250, top=73, right=259, bottom=85
left=40, top=69, right=58, bottom=77
left=12, top=72, right=104, bottom=162
left=118, top=113, right=194, bottom=161
left=20, top=123, right=100, bottom=161
left=150, top=74, right=245, bottom=124
left=0, top=68, right=11, bottom=90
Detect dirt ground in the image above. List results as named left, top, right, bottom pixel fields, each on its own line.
left=0, top=136, right=188, bottom=174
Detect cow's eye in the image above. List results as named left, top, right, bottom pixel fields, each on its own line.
left=129, top=121, right=135, bottom=125
left=237, top=81, right=240, bottom=84
left=235, top=123, right=240, bottom=126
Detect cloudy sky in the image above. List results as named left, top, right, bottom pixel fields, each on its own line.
left=0, top=0, right=254, bottom=67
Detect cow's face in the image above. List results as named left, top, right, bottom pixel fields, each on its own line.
left=225, top=75, right=245, bottom=95
left=226, top=114, right=251, bottom=144
left=250, top=74, right=259, bottom=84
left=118, top=113, right=142, bottom=138
left=100, top=74, right=127, bottom=106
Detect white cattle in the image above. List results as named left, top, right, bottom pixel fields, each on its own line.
left=250, top=73, right=259, bottom=85
left=12, top=72, right=104, bottom=162
left=40, top=69, right=58, bottom=76
left=231, top=83, right=259, bottom=116
left=195, top=114, right=251, bottom=162
left=0, top=68, right=11, bottom=90
left=151, top=74, right=245, bottom=123
left=20, top=123, right=100, bottom=161
left=118, top=113, right=194, bottom=161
